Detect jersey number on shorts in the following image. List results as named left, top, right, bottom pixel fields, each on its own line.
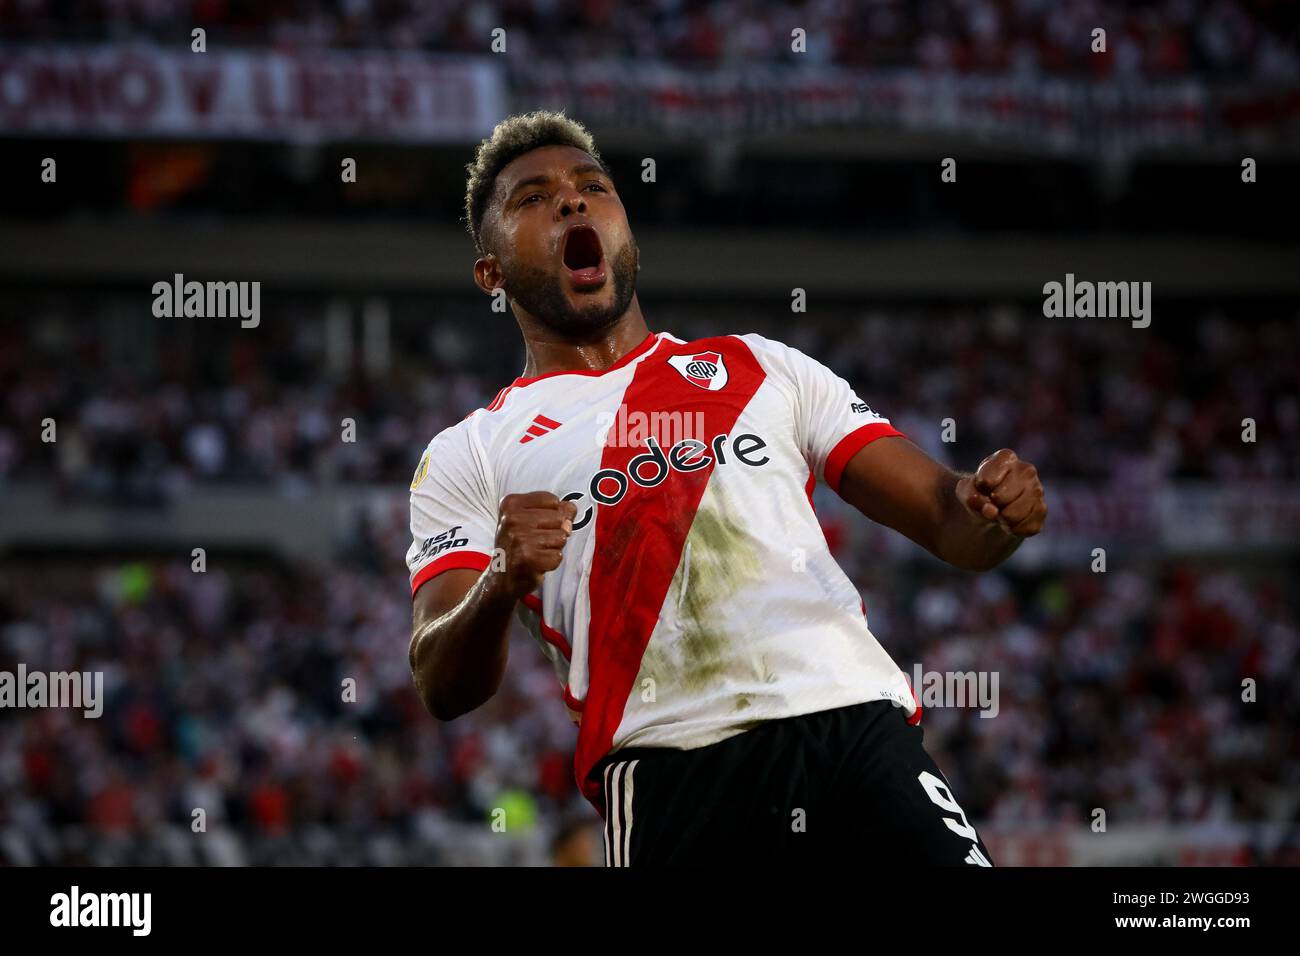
left=917, top=770, right=979, bottom=843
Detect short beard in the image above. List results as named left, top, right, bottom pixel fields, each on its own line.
left=501, top=236, right=638, bottom=338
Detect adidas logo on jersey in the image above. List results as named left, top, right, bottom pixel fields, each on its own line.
left=520, top=414, right=562, bottom=444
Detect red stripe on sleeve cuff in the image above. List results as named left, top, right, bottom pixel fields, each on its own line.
left=824, top=422, right=906, bottom=494
left=410, top=551, right=493, bottom=598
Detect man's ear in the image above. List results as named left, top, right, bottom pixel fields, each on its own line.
left=474, top=254, right=503, bottom=295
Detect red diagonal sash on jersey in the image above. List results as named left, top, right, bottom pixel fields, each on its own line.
left=574, top=337, right=766, bottom=812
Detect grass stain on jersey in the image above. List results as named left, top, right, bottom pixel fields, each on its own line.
left=637, top=487, right=764, bottom=696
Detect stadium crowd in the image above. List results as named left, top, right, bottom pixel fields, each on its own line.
left=2, top=0, right=1297, bottom=79
left=0, top=512, right=1295, bottom=864
left=2, top=304, right=1297, bottom=501
left=0, top=299, right=1297, bottom=865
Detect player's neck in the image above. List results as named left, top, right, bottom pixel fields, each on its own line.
left=517, top=303, right=651, bottom=379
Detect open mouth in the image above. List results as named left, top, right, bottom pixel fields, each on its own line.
left=561, top=224, right=606, bottom=288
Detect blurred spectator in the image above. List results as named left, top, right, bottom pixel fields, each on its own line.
left=2, top=0, right=1296, bottom=79
left=0, top=299, right=1297, bottom=864
left=2, top=304, right=1296, bottom=496
left=0, top=521, right=1296, bottom=863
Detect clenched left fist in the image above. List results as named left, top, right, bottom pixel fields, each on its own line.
left=955, top=449, right=1047, bottom=538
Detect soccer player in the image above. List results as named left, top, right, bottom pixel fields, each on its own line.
left=406, top=111, right=1047, bottom=866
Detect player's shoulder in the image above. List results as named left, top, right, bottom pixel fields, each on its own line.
left=729, top=331, right=794, bottom=356
left=424, top=379, right=530, bottom=446
left=664, top=330, right=803, bottom=362
left=419, top=411, right=475, bottom=454
left=725, top=331, right=825, bottom=379
left=659, top=331, right=831, bottom=391
left=410, top=374, right=540, bottom=480
left=409, top=404, right=496, bottom=493
left=656, top=330, right=809, bottom=383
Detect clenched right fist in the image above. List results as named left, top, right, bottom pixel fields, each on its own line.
left=491, top=492, right=578, bottom=599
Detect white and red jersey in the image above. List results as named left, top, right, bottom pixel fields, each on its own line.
left=406, top=331, right=920, bottom=809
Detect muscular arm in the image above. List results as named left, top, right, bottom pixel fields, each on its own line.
left=836, top=437, right=1046, bottom=572
left=409, top=568, right=515, bottom=721
left=408, top=492, right=576, bottom=721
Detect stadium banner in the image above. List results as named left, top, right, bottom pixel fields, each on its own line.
left=518, top=61, right=1300, bottom=154
left=0, top=45, right=505, bottom=142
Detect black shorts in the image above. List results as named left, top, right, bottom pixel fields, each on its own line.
left=595, top=699, right=995, bottom=867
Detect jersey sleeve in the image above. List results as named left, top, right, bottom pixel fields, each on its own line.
left=741, top=334, right=907, bottom=494
left=406, top=421, right=497, bottom=598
